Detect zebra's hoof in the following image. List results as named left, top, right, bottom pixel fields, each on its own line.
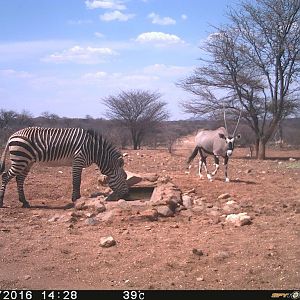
left=22, top=202, right=31, bottom=208
left=72, top=195, right=81, bottom=202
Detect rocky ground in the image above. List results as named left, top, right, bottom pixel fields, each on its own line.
left=0, top=144, right=299, bottom=290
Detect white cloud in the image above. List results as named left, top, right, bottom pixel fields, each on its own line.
left=0, top=69, right=33, bottom=79
left=82, top=71, right=159, bottom=86
left=0, top=40, right=73, bottom=63
left=181, top=14, right=188, bottom=20
left=43, top=45, right=118, bottom=64
left=83, top=71, right=108, bottom=79
left=148, top=12, right=176, bottom=25
left=143, top=64, right=193, bottom=77
left=135, top=32, right=184, bottom=44
left=100, top=10, right=135, bottom=22
left=94, top=31, right=105, bottom=38
left=85, top=0, right=126, bottom=10
left=67, top=19, right=92, bottom=25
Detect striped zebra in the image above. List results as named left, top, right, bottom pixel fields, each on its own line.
left=0, top=127, right=129, bottom=208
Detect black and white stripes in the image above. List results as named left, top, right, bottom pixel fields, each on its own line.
left=0, top=127, right=129, bottom=207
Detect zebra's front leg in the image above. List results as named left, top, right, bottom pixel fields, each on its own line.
left=224, top=156, right=230, bottom=182
left=16, top=173, right=30, bottom=208
left=72, top=164, right=83, bottom=202
left=0, top=171, right=15, bottom=208
left=211, top=155, right=220, bottom=176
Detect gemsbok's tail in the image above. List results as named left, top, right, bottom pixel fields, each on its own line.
left=187, top=146, right=199, bottom=165
left=0, top=141, right=9, bottom=174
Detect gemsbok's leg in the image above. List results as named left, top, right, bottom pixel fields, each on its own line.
left=199, top=151, right=212, bottom=181
left=211, top=155, right=220, bottom=176
left=198, top=157, right=204, bottom=179
left=224, top=156, right=230, bottom=182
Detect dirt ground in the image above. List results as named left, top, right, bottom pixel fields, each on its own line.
left=0, top=141, right=299, bottom=291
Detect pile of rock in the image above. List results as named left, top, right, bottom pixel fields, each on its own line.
left=46, top=170, right=252, bottom=227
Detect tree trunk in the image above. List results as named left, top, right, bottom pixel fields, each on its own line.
left=257, top=139, right=266, bottom=160
left=255, top=138, right=259, bottom=158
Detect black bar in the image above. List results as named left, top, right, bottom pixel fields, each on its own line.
left=0, top=289, right=299, bottom=300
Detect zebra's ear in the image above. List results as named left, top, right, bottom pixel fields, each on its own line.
left=219, top=133, right=226, bottom=140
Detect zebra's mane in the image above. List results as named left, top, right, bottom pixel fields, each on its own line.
left=86, top=129, right=122, bottom=157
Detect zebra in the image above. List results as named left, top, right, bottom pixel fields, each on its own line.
left=0, top=127, right=129, bottom=208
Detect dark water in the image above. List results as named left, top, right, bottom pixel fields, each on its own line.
left=126, top=186, right=155, bottom=201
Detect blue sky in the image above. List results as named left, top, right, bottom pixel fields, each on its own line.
left=0, top=0, right=235, bottom=120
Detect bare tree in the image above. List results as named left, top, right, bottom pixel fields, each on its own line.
left=102, top=89, right=169, bottom=150
left=178, top=0, right=300, bottom=159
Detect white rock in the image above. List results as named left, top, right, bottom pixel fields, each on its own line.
left=100, top=236, right=116, bottom=248
left=218, top=193, right=231, bottom=200
left=182, top=194, right=193, bottom=209
left=225, top=212, right=252, bottom=226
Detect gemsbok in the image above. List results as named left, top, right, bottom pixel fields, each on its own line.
left=187, top=110, right=241, bottom=182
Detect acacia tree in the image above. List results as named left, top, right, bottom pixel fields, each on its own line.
left=178, top=0, right=300, bottom=159
left=102, top=89, right=169, bottom=149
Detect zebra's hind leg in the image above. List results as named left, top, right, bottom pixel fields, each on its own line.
left=16, top=172, right=30, bottom=208
left=0, top=171, right=15, bottom=208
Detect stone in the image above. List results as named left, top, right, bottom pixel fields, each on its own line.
left=192, top=248, right=204, bottom=256
left=74, top=199, right=88, bottom=210
left=157, top=205, right=174, bottom=217
left=97, top=210, right=116, bottom=223
left=150, top=182, right=182, bottom=208
left=289, top=157, right=296, bottom=162
left=125, top=171, right=143, bottom=187
left=93, top=200, right=106, bottom=213
left=142, top=173, right=159, bottom=183
left=85, top=217, right=98, bottom=226
left=48, top=214, right=61, bottom=222
left=117, top=199, right=131, bottom=210
left=185, top=188, right=196, bottom=194
left=100, top=236, right=116, bottom=248
left=139, top=209, right=158, bottom=221
left=214, top=251, right=230, bottom=261
left=218, top=193, right=231, bottom=200
left=225, top=212, right=252, bottom=226
left=222, top=200, right=240, bottom=214
left=193, top=197, right=205, bottom=207
left=182, top=194, right=193, bottom=209
left=98, top=174, right=108, bottom=185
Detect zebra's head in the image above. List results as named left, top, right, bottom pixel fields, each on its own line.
left=105, top=156, right=129, bottom=201
left=89, top=131, right=129, bottom=200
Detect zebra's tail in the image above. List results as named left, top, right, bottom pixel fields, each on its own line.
left=187, top=146, right=199, bottom=165
left=0, top=141, right=9, bottom=174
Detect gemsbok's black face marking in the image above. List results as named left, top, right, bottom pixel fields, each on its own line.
left=218, top=134, right=241, bottom=157
left=187, top=110, right=242, bottom=183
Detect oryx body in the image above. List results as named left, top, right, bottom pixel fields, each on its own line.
left=187, top=127, right=240, bottom=182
